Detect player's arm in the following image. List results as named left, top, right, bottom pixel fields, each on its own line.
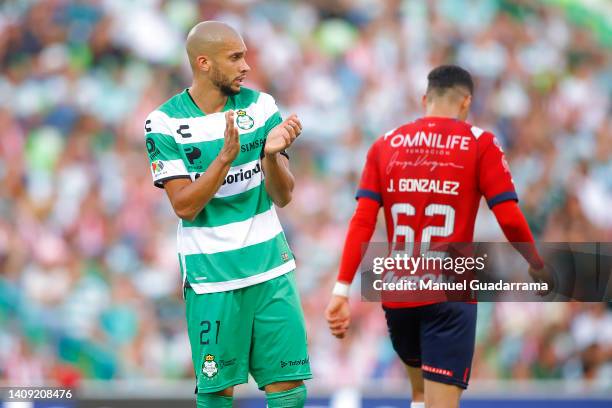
left=261, top=114, right=301, bottom=207
left=164, top=110, right=239, bottom=221
left=477, top=132, right=549, bottom=288
left=326, top=141, right=382, bottom=339
left=491, top=201, right=543, bottom=269
left=326, top=197, right=379, bottom=338
left=490, top=200, right=553, bottom=291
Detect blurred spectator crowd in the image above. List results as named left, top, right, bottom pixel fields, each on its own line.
left=0, top=0, right=611, bottom=391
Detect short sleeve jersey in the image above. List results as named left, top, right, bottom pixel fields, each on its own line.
left=144, top=87, right=295, bottom=294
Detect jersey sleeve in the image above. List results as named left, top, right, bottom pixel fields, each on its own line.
left=261, top=92, right=283, bottom=133
left=337, top=197, right=380, bottom=284
left=258, top=92, right=288, bottom=160
left=492, top=201, right=544, bottom=268
left=477, top=131, right=518, bottom=208
left=355, top=139, right=383, bottom=205
left=145, top=111, right=190, bottom=189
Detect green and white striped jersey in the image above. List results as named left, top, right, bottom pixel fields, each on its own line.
left=144, top=87, right=295, bottom=294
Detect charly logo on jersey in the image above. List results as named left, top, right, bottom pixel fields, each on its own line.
left=235, top=110, right=254, bottom=130
left=177, top=124, right=192, bottom=138
left=202, top=354, right=218, bottom=378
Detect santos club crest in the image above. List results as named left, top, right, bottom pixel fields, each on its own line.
left=235, top=110, right=254, bottom=130
left=202, top=354, right=218, bottom=378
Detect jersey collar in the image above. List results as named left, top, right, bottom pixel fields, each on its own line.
left=184, top=88, right=236, bottom=116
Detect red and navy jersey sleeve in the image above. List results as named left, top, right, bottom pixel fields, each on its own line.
left=477, top=132, right=518, bottom=208
left=355, top=139, right=383, bottom=205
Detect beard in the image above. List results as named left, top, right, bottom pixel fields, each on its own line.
left=210, top=65, right=239, bottom=96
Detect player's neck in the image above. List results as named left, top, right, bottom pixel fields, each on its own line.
left=425, top=103, right=462, bottom=120
left=189, top=81, right=228, bottom=115
left=424, top=111, right=460, bottom=120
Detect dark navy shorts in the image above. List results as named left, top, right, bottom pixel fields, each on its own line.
left=384, top=302, right=477, bottom=389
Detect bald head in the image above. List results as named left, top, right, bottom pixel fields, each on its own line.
left=186, top=21, right=243, bottom=68
left=186, top=21, right=250, bottom=95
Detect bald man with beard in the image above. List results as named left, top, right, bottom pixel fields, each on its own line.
left=144, top=21, right=310, bottom=407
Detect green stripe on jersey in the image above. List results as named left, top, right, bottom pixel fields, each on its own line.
left=265, top=111, right=282, bottom=134
left=182, top=185, right=272, bottom=228
left=184, top=232, right=293, bottom=283
left=146, top=132, right=182, bottom=161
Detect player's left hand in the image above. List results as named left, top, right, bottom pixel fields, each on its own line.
left=264, top=114, right=302, bottom=155
left=528, top=265, right=555, bottom=296
left=325, top=295, right=351, bottom=339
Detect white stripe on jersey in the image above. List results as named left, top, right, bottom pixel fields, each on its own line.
left=179, top=206, right=281, bottom=255
left=213, top=159, right=263, bottom=198
left=154, top=101, right=276, bottom=144
left=189, top=259, right=296, bottom=294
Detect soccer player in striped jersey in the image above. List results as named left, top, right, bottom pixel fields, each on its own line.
left=325, top=65, right=550, bottom=408
left=145, top=21, right=310, bottom=408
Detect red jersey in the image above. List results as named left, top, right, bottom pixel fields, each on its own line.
left=357, top=117, right=517, bottom=307
left=358, top=116, right=516, bottom=244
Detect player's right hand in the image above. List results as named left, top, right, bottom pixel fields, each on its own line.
left=219, top=110, right=240, bottom=164
left=325, top=295, right=351, bottom=339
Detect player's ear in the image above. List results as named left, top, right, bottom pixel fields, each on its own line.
left=462, top=94, right=472, bottom=111
left=421, top=94, right=428, bottom=110
left=196, top=55, right=211, bottom=72
left=458, top=94, right=472, bottom=120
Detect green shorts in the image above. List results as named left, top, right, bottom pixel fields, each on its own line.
left=185, top=271, right=312, bottom=393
